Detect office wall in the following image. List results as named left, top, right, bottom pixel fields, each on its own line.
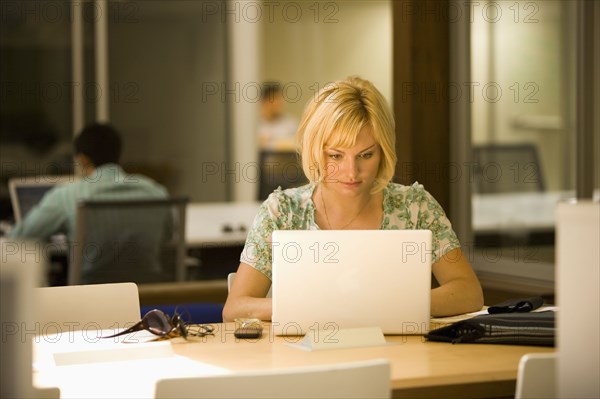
left=260, top=1, right=393, bottom=119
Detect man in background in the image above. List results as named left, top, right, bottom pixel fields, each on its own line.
left=257, top=82, right=298, bottom=151
left=8, top=123, right=167, bottom=241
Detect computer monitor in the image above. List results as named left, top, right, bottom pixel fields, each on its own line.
left=8, top=176, right=77, bottom=222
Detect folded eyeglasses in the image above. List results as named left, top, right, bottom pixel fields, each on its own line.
left=101, top=309, right=214, bottom=340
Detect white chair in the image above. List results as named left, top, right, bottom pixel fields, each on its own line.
left=556, top=202, right=599, bottom=398
left=155, top=359, right=391, bottom=398
left=515, top=353, right=557, bottom=399
left=227, top=272, right=272, bottom=298
left=1, top=238, right=60, bottom=398
left=35, top=282, right=141, bottom=332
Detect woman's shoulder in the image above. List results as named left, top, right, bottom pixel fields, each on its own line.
left=261, top=183, right=314, bottom=220
left=267, top=183, right=313, bottom=203
left=384, top=181, right=437, bottom=208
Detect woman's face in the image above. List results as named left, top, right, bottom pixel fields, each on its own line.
left=322, top=125, right=381, bottom=197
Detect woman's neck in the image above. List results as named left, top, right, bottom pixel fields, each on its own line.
left=315, top=184, right=383, bottom=230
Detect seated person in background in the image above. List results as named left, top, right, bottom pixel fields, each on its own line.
left=258, top=82, right=298, bottom=151
left=8, top=123, right=169, bottom=284
left=8, top=123, right=167, bottom=241
left=223, top=76, right=484, bottom=321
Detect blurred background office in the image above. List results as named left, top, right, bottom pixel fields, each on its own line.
left=1, top=1, right=598, bottom=299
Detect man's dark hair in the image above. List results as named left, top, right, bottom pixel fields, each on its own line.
left=261, top=82, right=282, bottom=102
left=73, top=123, right=122, bottom=166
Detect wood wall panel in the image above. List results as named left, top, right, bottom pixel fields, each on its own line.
left=393, top=0, right=451, bottom=214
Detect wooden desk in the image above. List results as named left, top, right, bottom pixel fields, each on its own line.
left=34, top=323, right=553, bottom=398
left=177, top=324, right=553, bottom=398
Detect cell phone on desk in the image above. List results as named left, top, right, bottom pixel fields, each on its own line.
left=234, top=326, right=263, bottom=339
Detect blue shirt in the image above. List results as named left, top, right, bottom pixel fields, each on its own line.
left=8, top=164, right=168, bottom=241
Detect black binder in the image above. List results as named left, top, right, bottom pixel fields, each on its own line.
left=426, top=298, right=555, bottom=346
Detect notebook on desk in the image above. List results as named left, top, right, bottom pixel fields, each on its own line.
left=8, top=175, right=76, bottom=222
left=271, top=230, right=433, bottom=336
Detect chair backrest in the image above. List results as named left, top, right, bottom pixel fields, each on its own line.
left=227, top=272, right=271, bottom=298
left=35, top=282, right=141, bottom=331
left=473, top=144, right=545, bottom=193
left=258, top=150, right=307, bottom=200
left=69, top=197, right=188, bottom=285
left=515, top=353, right=556, bottom=399
left=155, top=359, right=391, bottom=399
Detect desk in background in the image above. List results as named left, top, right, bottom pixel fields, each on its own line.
left=34, top=323, right=554, bottom=399
left=185, top=202, right=260, bottom=247
left=185, top=202, right=260, bottom=279
left=473, top=190, right=599, bottom=244
left=472, top=191, right=574, bottom=235
left=473, top=191, right=574, bottom=248
left=470, top=192, right=573, bottom=301
left=189, top=193, right=585, bottom=247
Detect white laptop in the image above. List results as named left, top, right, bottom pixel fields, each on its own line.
left=9, top=175, right=77, bottom=222
left=271, top=230, right=433, bottom=336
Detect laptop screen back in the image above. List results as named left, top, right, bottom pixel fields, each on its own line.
left=271, top=229, right=433, bottom=336
left=9, top=176, right=76, bottom=222
left=14, top=185, right=55, bottom=221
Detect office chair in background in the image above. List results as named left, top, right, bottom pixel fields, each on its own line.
left=473, top=143, right=545, bottom=194
left=69, top=197, right=189, bottom=285
left=258, top=151, right=307, bottom=200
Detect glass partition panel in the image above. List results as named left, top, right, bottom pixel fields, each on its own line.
left=470, top=0, right=577, bottom=299
left=0, top=0, right=75, bottom=220
left=108, top=1, right=228, bottom=202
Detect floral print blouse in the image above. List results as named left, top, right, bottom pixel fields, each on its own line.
left=240, top=181, right=461, bottom=280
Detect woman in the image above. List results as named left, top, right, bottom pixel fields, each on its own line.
left=223, top=76, right=483, bottom=321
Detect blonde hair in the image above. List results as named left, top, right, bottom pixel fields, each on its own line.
left=296, top=76, right=396, bottom=193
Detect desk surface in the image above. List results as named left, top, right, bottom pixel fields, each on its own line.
left=34, top=323, right=553, bottom=398
left=176, top=324, right=553, bottom=392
